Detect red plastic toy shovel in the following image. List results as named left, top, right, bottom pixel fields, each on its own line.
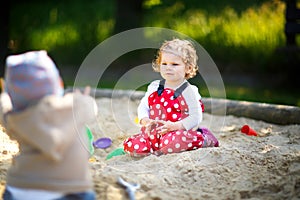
left=241, top=125, right=258, bottom=136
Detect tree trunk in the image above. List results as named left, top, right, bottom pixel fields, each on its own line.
left=114, top=0, right=144, bottom=34
left=0, top=1, right=10, bottom=77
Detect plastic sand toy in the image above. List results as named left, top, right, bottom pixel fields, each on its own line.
left=241, top=125, right=258, bottom=136
left=93, top=137, right=112, bottom=149
left=86, top=126, right=95, bottom=155
left=106, top=147, right=126, bottom=160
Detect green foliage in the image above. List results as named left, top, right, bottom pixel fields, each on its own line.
left=143, top=0, right=286, bottom=71
left=8, top=0, right=300, bottom=106
left=10, top=0, right=287, bottom=70
left=9, top=0, right=115, bottom=65
left=207, top=84, right=300, bottom=107
left=223, top=85, right=300, bottom=107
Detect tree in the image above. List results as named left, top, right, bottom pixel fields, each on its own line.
left=114, top=0, right=144, bottom=34
left=0, top=1, right=10, bottom=77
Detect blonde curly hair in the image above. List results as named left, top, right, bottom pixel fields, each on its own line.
left=152, top=38, right=199, bottom=79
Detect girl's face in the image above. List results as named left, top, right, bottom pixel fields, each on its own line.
left=160, top=52, right=187, bottom=86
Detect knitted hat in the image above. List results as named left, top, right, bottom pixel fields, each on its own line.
left=5, top=50, right=64, bottom=111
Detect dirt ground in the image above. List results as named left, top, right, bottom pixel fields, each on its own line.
left=1, top=97, right=299, bottom=200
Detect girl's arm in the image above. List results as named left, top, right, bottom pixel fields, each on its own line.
left=137, top=80, right=160, bottom=125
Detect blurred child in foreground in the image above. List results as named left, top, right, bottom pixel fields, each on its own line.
left=0, top=50, right=97, bottom=200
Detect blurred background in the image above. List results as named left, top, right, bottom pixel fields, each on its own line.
left=1, top=0, right=299, bottom=106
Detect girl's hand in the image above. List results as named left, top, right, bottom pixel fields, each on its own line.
left=75, top=86, right=91, bottom=96
left=156, top=120, right=184, bottom=135
left=83, top=86, right=91, bottom=95
left=140, top=117, right=152, bottom=127
left=140, top=117, right=156, bottom=135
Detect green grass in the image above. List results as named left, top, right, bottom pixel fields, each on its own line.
left=9, top=0, right=300, bottom=106
left=221, top=85, right=300, bottom=107
left=143, top=0, right=287, bottom=71
left=10, top=0, right=290, bottom=69
left=9, top=0, right=115, bottom=65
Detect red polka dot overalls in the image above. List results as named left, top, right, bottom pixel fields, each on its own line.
left=123, top=80, right=218, bottom=157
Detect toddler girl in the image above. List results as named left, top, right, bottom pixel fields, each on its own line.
left=123, top=38, right=219, bottom=157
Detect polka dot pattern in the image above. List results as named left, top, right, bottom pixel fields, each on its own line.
left=147, top=88, right=189, bottom=122
left=123, top=86, right=206, bottom=156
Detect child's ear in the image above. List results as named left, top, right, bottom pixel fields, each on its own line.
left=185, top=65, right=192, bottom=73
left=0, top=78, right=5, bottom=93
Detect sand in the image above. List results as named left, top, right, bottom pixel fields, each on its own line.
left=1, top=97, right=299, bottom=200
